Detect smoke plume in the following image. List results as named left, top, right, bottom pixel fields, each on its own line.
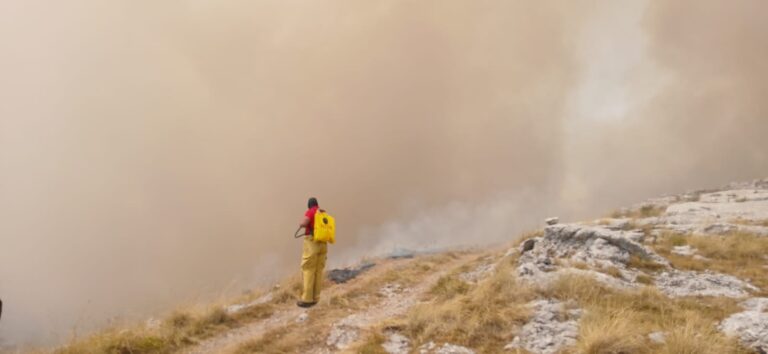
left=0, top=0, right=766, bottom=346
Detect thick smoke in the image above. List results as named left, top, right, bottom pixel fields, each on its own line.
left=563, top=0, right=768, bottom=211
left=0, top=0, right=765, bottom=347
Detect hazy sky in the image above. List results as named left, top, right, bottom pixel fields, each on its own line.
left=1, top=0, right=766, bottom=347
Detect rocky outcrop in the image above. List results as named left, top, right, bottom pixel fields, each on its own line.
left=656, top=270, right=758, bottom=298
left=633, top=186, right=768, bottom=237
left=504, top=299, right=581, bottom=354
left=543, top=224, right=664, bottom=266
left=516, top=224, right=667, bottom=287
left=720, top=298, right=768, bottom=353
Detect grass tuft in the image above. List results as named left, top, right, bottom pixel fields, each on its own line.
left=656, top=314, right=750, bottom=354
left=570, top=308, right=648, bottom=354
left=627, top=254, right=667, bottom=272
left=429, top=275, right=471, bottom=302
left=635, top=273, right=653, bottom=285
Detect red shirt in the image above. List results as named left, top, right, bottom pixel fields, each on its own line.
left=305, top=206, right=319, bottom=235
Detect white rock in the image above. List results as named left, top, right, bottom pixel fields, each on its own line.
left=382, top=332, right=410, bottom=354
left=741, top=297, right=768, bottom=312
left=631, top=185, right=768, bottom=238
left=656, top=270, right=758, bottom=298
left=664, top=195, right=768, bottom=232
left=459, top=263, right=496, bottom=284
left=296, top=313, right=309, bottom=323
left=692, top=254, right=710, bottom=261
left=546, top=217, right=560, bottom=225
left=648, top=331, right=666, bottom=344
left=326, top=315, right=363, bottom=349
left=671, top=245, right=697, bottom=256
left=699, top=189, right=768, bottom=203
left=419, top=343, right=475, bottom=354
left=504, top=299, right=581, bottom=354
left=436, top=343, right=475, bottom=354
left=379, top=283, right=404, bottom=298
left=719, top=297, right=768, bottom=353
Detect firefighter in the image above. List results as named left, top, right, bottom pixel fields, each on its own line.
left=297, top=197, right=328, bottom=307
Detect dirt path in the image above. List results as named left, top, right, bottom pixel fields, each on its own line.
left=182, top=308, right=302, bottom=354
left=324, top=253, right=482, bottom=353
left=183, top=252, right=483, bottom=354
left=181, top=256, right=423, bottom=354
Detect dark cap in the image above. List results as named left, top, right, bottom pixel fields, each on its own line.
left=308, top=197, right=319, bottom=209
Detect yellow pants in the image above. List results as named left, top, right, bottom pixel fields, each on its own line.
left=301, top=238, right=328, bottom=303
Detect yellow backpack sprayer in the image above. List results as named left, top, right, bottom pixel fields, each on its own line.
left=294, top=210, right=336, bottom=244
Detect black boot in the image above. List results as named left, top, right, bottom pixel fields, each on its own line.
left=296, top=301, right=317, bottom=308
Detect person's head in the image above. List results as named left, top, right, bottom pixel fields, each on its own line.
left=307, top=197, right=319, bottom=209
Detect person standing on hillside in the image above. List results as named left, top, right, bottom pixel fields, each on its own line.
left=297, top=197, right=328, bottom=308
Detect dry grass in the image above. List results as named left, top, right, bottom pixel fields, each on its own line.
left=427, top=253, right=504, bottom=302
left=84, top=278, right=292, bottom=353
left=635, top=273, right=653, bottom=285
left=353, top=331, right=388, bottom=354
left=654, top=230, right=768, bottom=261
left=57, top=304, right=243, bottom=354
left=568, top=260, right=589, bottom=270
left=657, top=314, right=751, bottom=354
left=730, top=218, right=768, bottom=227
left=601, top=266, right=623, bottom=279
left=689, top=232, right=768, bottom=261
left=58, top=253, right=399, bottom=354
left=333, top=252, right=461, bottom=306
left=403, top=262, right=536, bottom=352
left=610, top=205, right=665, bottom=219
left=234, top=324, right=300, bottom=354
left=653, top=231, right=768, bottom=295
left=542, top=274, right=746, bottom=354
left=429, top=274, right=471, bottom=302
left=595, top=218, right=652, bottom=234
left=568, top=308, right=648, bottom=354
left=401, top=264, right=747, bottom=354
left=507, top=229, right=545, bottom=253
left=235, top=253, right=474, bottom=353
left=626, top=254, right=666, bottom=272
left=56, top=223, right=767, bottom=354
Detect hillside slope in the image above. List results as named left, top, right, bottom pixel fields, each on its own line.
left=55, top=179, right=768, bottom=354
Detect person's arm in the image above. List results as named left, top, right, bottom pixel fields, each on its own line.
left=299, top=216, right=311, bottom=228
